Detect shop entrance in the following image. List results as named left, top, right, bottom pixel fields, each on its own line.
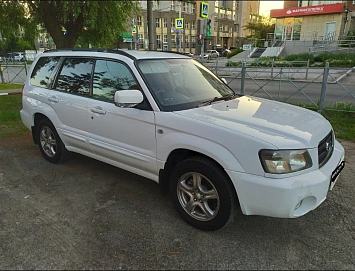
left=282, top=25, right=293, bottom=41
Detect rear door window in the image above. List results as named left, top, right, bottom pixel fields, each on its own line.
left=54, top=58, right=94, bottom=97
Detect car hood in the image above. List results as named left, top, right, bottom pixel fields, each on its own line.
left=174, top=96, right=331, bottom=149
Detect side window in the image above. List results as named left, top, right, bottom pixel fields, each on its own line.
left=54, top=58, right=93, bottom=96
left=92, top=60, right=139, bottom=102
left=30, top=56, right=60, bottom=87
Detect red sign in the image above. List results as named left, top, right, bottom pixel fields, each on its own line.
left=270, top=3, right=344, bottom=18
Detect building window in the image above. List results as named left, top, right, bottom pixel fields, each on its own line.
left=170, top=0, right=174, bottom=10
left=163, top=35, right=168, bottom=43
left=191, top=21, right=195, bottom=30
left=156, top=18, right=160, bottom=28
left=163, top=18, right=168, bottom=28
left=156, top=35, right=161, bottom=48
left=171, top=34, right=176, bottom=48
left=185, top=35, right=189, bottom=45
left=183, top=2, right=188, bottom=13
left=192, top=4, right=195, bottom=14
left=138, top=34, right=143, bottom=49
left=171, top=19, right=175, bottom=28
left=185, top=22, right=189, bottom=29
left=137, top=16, right=142, bottom=26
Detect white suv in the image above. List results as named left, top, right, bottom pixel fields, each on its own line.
left=21, top=49, right=345, bottom=231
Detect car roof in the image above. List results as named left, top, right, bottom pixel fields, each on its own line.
left=41, top=48, right=190, bottom=61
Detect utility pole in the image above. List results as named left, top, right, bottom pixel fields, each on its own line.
left=147, top=0, right=154, bottom=50
left=179, top=2, right=182, bottom=52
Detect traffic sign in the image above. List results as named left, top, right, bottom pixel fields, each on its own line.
left=132, top=24, right=137, bottom=34
left=200, top=2, right=209, bottom=18
left=175, top=18, right=184, bottom=29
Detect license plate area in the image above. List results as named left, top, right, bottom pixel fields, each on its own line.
left=329, top=160, right=345, bottom=190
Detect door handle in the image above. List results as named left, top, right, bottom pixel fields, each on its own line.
left=48, top=96, right=59, bottom=103
left=90, top=106, right=106, bottom=115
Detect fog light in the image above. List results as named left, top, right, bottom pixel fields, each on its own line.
left=294, top=200, right=303, bottom=210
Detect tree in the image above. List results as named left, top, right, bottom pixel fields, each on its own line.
left=22, top=1, right=140, bottom=49
left=243, top=15, right=275, bottom=40
left=0, top=1, right=38, bottom=51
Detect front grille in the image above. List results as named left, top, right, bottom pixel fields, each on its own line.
left=318, top=131, right=334, bottom=168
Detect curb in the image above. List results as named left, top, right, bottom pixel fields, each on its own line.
left=0, top=91, right=22, bottom=95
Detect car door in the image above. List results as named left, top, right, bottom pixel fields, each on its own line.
left=49, top=57, right=93, bottom=152
left=86, top=59, right=157, bottom=176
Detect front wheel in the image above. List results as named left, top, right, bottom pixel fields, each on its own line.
left=37, top=119, right=70, bottom=163
left=169, top=156, right=238, bottom=231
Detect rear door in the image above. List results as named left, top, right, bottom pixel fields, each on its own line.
left=49, top=57, right=93, bottom=152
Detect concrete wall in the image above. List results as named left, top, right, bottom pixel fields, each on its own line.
left=300, top=13, right=344, bottom=40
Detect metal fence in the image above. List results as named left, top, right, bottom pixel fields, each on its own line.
left=0, top=62, right=28, bottom=84
left=204, top=59, right=355, bottom=113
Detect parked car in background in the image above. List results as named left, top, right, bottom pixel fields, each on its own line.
left=216, top=48, right=231, bottom=57
left=203, top=50, right=219, bottom=59
left=6, top=52, right=26, bottom=62
left=182, top=51, right=193, bottom=57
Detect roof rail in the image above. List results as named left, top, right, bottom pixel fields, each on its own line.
left=43, top=48, right=136, bottom=60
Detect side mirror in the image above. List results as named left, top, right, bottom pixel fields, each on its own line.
left=221, top=78, right=228, bottom=85
left=114, top=90, right=144, bottom=108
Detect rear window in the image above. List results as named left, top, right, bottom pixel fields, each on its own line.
left=30, top=56, right=60, bottom=87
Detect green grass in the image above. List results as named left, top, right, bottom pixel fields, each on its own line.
left=0, top=86, right=354, bottom=142
left=0, top=94, right=28, bottom=138
left=0, top=83, right=23, bottom=90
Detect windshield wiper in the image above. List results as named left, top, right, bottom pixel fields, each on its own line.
left=197, top=93, right=237, bottom=107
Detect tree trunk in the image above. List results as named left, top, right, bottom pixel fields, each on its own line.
left=33, top=2, right=82, bottom=49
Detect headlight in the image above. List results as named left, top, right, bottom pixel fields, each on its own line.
left=259, top=149, right=312, bottom=174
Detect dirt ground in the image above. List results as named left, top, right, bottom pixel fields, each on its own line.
left=0, top=133, right=354, bottom=270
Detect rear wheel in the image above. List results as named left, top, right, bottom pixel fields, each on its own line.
left=169, top=156, right=238, bottom=231
left=37, top=119, right=70, bottom=163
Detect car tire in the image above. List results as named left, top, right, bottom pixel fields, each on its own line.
left=169, top=156, right=238, bottom=231
left=37, top=119, right=71, bottom=163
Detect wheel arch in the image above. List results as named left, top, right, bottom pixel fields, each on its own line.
left=32, top=113, right=51, bottom=144
left=159, top=147, right=239, bottom=197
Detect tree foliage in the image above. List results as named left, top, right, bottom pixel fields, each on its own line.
left=243, top=16, right=275, bottom=40
left=0, top=1, right=140, bottom=50
left=0, top=1, right=38, bottom=51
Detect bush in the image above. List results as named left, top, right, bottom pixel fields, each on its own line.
left=226, top=48, right=243, bottom=59
left=283, top=53, right=314, bottom=64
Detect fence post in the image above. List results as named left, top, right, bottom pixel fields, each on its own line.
left=271, top=58, right=274, bottom=78
left=278, top=68, right=283, bottom=101
left=24, top=62, right=28, bottom=76
left=305, top=59, right=309, bottom=80
left=241, top=61, right=246, bottom=95
left=0, top=64, right=4, bottom=83
left=319, top=62, right=329, bottom=111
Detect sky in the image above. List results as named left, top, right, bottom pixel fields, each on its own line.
left=259, top=0, right=284, bottom=16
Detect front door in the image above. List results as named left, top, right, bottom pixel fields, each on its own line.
left=86, top=59, right=157, bottom=177
left=282, top=25, right=293, bottom=41
left=325, top=22, right=336, bottom=41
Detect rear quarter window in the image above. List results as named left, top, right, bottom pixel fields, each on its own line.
left=30, top=56, right=60, bottom=87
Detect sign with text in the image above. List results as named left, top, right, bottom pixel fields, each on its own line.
left=243, top=44, right=252, bottom=51
left=270, top=3, right=344, bottom=18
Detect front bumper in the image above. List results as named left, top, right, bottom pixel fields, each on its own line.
left=227, top=140, right=345, bottom=218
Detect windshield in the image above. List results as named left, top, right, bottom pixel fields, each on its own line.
left=137, top=58, right=235, bottom=111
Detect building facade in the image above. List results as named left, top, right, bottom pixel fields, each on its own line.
left=120, top=0, right=260, bottom=53
left=270, top=0, right=355, bottom=42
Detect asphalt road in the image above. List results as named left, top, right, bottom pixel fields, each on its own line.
left=0, top=133, right=354, bottom=270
